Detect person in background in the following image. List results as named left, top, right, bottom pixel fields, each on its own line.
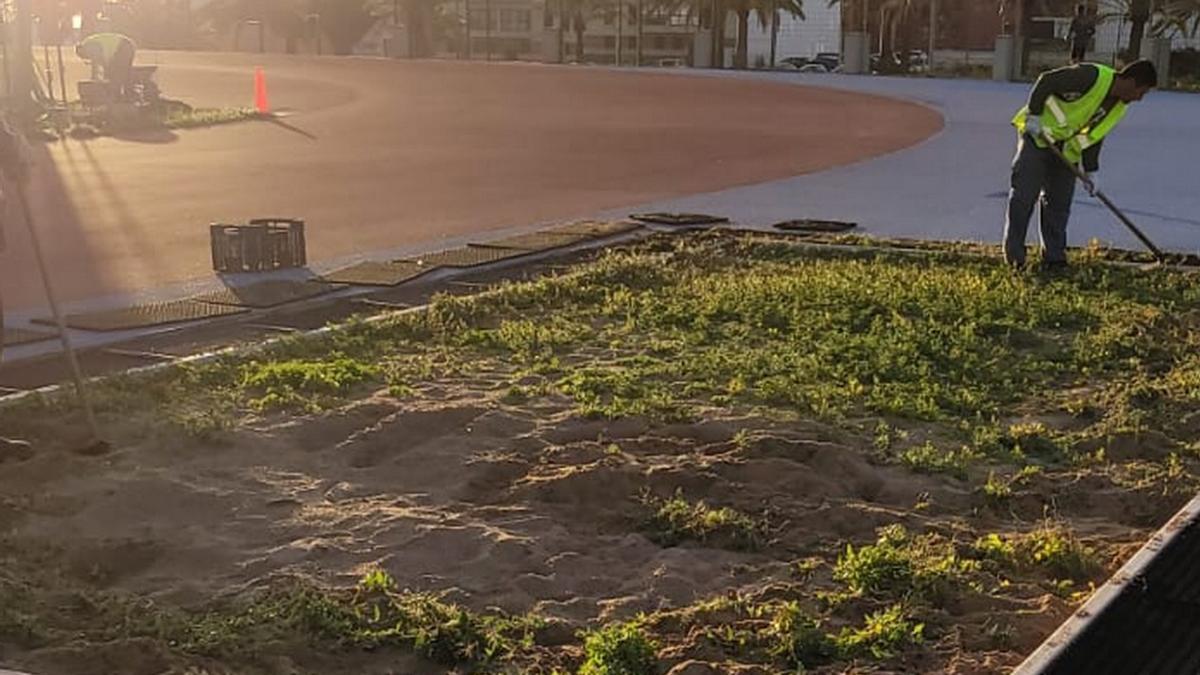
left=1067, top=5, right=1095, bottom=64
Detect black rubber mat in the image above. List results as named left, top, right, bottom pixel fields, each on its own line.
left=772, top=219, right=857, bottom=233
left=543, top=220, right=643, bottom=239
left=33, top=300, right=248, bottom=332
left=190, top=279, right=338, bottom=308
left=471, top=231, right=589, bottom=251
left=2, top=326, right=58, bottom=346
left=321, top=261, right=431, bottom=287
left=629, top=212, right=730, bottom=226
left=406, top=246, right=529, bottom=267
left=1029, top=513, right=1200, bottom=674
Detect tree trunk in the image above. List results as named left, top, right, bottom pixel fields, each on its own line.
left=558, top=0, right=565, bottom=63
left=735, top=8, right=748, bottom=68
left=769, top=0, right=778, bottom=68
left=710, top=0, right=724, bottom=68
left=1126, top=0, right=1151, bottom=60
left=636, top=0, right=643, bottom=66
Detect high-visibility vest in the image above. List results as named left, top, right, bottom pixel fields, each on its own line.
left=80, top=33, right=134, bottom=64
left=1011, top=64, right=1127, bottom=165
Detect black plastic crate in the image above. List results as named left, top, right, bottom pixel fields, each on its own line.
left=210, top=218, right=306, bottom=273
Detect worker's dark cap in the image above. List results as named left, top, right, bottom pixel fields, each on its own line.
left=1119, top=59, right=1158, bottom=87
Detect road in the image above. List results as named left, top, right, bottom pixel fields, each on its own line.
left=620, top=71, right=1200, bottom=255
left=0, top=52, right=940, bottom=313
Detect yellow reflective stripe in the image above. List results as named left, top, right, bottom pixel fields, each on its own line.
left=1044, top=98, right=1069, bottom=125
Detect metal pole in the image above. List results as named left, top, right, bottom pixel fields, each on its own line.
left=43, top=42, right=55, bottom=106
left=617, top=0, right=623, bottom=66
left=485, top=0, right=492, bottom=60
left=636, top=0, right=643, bottom=66
left=56, top=44, right=68, bottom=111
left=466, top=0, right=473, bottom=59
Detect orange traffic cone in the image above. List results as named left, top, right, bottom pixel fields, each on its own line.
left=254, top=67, right=270, bottom=115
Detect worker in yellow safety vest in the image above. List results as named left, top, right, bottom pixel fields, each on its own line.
left=1004, top=59, right=1157, bottom=270
left=76, top=32, right=137, bottom=96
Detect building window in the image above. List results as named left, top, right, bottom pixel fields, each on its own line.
left=544, top=9, right=554, bottom=27
left=653, top=35, right=666, bottom=50
left=603, top=36, right=615, bottom=48
left=497, top=9, right=531, bottom=31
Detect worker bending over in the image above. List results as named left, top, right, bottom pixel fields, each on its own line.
left=76, top=32, right=137, bottom=97
left=1004, top=59, right=1157, bottom=270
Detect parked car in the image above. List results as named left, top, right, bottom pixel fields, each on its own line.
left=813, top=52, right=840, bottom=71
left=779, top=56, right=811, bottom=70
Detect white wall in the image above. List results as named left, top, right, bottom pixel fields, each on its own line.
left=742, top=2, right=841, bottom=66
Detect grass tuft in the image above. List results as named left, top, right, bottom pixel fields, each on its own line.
left=642, top=490, right=764, bottom=551
left=578, top=620, right=659, bottom=675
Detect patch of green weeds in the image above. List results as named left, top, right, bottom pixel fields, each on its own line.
left=981, top=465, right=1044, bottom=504
left=642, top=490, right=764, bottom=551
left=833, top=604, right=924, bottom=660
left=765, top=601, right=836, bottom=669
left=833, top=525, right=977, bottom=602
left=898, top=441, right=981, bottom=479
left=164, top=107, right=264, bottom=129
left=171, top=569, right=541, bottom=666
left=973, top=524, right=1100, bottom=582
left=558, top=366, right=689, bottom=421
left=240, top=357, right=377, bottom=411
left=578, top=620, right=658, bottom=675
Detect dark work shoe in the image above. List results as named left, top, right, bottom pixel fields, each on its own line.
left=0, top=437, right=34, bottom=463
left=1040, top=260, right=1070, bottom=274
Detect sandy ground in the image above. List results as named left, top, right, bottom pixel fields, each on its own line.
left=0, top=365, right=1172, bottom=674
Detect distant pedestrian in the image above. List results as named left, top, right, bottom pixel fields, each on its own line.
left=1067, top=5, right=1095, bottom=64
left=1003, top=60, right=1157, bottom=270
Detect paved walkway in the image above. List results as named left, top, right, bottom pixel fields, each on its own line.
left=606, top=71, right=1200, bottom=254
left=0, top=55, right=937, bottom=313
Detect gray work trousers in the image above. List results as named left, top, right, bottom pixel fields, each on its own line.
left=1003, top=134, right=1077, bottom=266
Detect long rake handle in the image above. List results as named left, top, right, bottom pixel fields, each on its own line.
left=1041, top=138, right=1165, bottom=262
left=12, top=172, right=101, bottom=441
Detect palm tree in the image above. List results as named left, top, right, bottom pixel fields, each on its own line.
left=1102, top=0, right=1200, bottom=59
left=727, top=0, right=802, bottom=68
